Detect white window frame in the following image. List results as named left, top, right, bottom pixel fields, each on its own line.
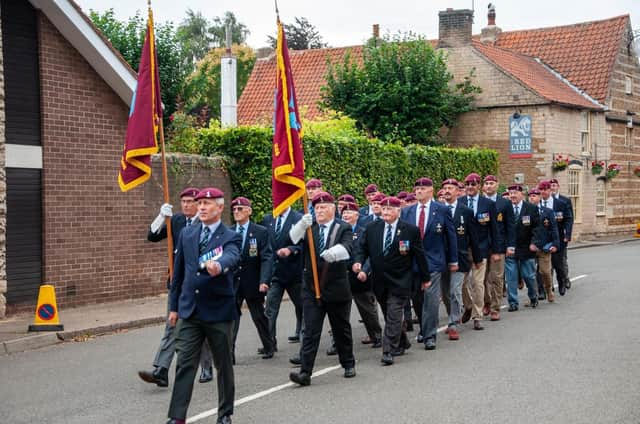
left=580, top=111, right=591, bottom=155
left=625, top=75, right=633, bottom=95
left=595, top=178, right=606, bottom=217
left=567, top=165, right=582, bottom=223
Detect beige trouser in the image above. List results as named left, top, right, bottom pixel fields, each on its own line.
left=484, top=253, right=505, bottom=312
left=537, top=251, right=553, bottom=299
left=462, top=257, right=487, bottom=320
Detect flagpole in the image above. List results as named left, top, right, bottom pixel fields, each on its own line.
left=303, top=193, right=322, bottom=302
left=149, top=0, right=174, bottom=279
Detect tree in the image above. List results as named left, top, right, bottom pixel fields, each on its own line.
left=209, top=11, right=250, bottom=47
left=267, top=17, right=328, bottom=50
left=90, top=9, right=188, bottom=123
left=180, top=45, right=256, bottom=121
left=176, top=9, right=213, bottom=66
left=321, top=33, right=481, bottom=145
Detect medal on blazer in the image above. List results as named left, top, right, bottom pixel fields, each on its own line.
left=497, top=212, right=503, bottom=222
left=521, top=215, right=531, bottom=226
left=436, top=223, right=443, bottom=233
left=199, top=246, right=224, bottom=269
left=249, top=238, right=258, bottom=257
left=543, top=218, right=551, bottom=228
left=399, top=240, right=410, bottom=255
left=457, top=223, right=465, bottom=235
left=555, top=211, right=563, bottom=221
left=477, top=212, right=490, bottom=224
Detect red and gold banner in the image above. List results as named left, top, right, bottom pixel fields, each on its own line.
left=118, top=9, right=162, bottom=192
left=272, top=20, right=305, bottom=216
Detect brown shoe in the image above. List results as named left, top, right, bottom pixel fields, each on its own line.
left=482, top=304, right=490, bottom=316
left=461, top=308, right=472, bottom=324
left=490, top=311, right=500, bottom=321
left=547, top=291, right=555, bottom=303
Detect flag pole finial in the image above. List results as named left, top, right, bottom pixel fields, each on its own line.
left=275, top=0, right=280, bottom=22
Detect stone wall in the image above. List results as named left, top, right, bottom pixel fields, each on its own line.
left=0, top=1, right=6, bottom=318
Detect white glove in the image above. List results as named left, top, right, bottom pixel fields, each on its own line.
left=289, top=213, right=313, bottom=243
left=160, top=203, right=173, bottom=217
left=150, top=203, right=173, bottom=234
left=320, top=244, right=350, bottom=263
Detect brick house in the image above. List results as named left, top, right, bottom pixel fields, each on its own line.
left=239, top=8, right=640, bottom=240
left=0, top=0, right=232, bottom=318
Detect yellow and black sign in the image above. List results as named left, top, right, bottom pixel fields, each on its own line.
left=28, top=285, right=64, bottom=332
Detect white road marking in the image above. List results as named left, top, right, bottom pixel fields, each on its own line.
left=188, top=274, right=589, bottom=422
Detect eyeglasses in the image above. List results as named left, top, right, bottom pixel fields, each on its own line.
left=465, top=182, right=478, bottom=186
left=231, top=206, right=246, bottom=212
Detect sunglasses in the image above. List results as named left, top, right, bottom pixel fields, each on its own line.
left=465, top=182, right=478, bottom=186
left=231, top=206, right=246, bottom=212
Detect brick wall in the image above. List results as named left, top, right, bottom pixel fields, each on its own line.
left=27, top=14, right=231, bottom=314
left=0, top=2, right=6, bottom=318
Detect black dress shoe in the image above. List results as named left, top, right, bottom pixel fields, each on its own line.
left=139, top=367, right=168, bottom=387
left=261, top=350, right=275, bottom=359
left=166, top=419, right=185, bottom=424
left=559, top=285, right=566, bottom=296
left=326, top=345, right=337, bottom=356
left=565, top=279, right=571, bottom=289
left=381, top=352, right=393, bottom=365
left=258, top=345, right=278, bottom=354
left=289, top=371, right=311, bottom=386
left=401, top=339, right=411, bottom=350
left=371, top=339, right=382, bottom=348
left=390, top=348, right=405, bottom=357
left=343, top=367, right=356, bottom=378
left=405, top=322, right=414, bottom=332
left=216, top=415, right=232, bottom=424
left=461, top=308, right=472, bottom=323
left=416, top=334, right=424, bottom=343
left=199, top=366, right=213, bottom=383
left=473, top=320, right=484, bottom=330
left=508, top=304, right=518, bottom=312
left=289, top=354, right=301, bottom=366
left=530, top=299, right=539, bottom=308
left=288, top=335, right=300, bottom=343
left=538, top=293, right=546, bottom=301
left=424, top=339, right=436, bottom=350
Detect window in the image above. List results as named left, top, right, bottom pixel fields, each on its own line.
left=567, top=166, right=582, bottom=223
left=625, top=75, right=633, bottom=95
left=595, top=178, right=606, bottom=216
left=580, top=111, right=591, bottom=154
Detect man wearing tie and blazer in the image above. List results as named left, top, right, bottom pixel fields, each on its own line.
left=166, top=188, right=242, bottom=424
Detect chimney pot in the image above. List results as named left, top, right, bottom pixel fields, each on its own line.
left=480, top=3, right=502, bottom=44
left=373, top=24, right=380, bottom=39
left=438, top=9, right=474, bottom=48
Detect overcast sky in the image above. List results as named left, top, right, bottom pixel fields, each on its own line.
left=75, top=0, right=639, bottom=49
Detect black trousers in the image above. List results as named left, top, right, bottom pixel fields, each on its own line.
left=552, top=249, right=569, bottom=289
left=352, top=291, right=382, bottom=341
left=232, top=294, right=274, bottom=354
left=377, top=291, right=410, bottom=354
left=168, top=318, right=234, bottom=420
left=300, top=297, right=355, bottom=374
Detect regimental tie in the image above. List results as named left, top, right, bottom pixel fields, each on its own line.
left=514, top=205, right=520, bottom=219
left=418, top=205, right=426, bottom=239
left=199, top=226, right=211, bottom=255
left=448, top=204, right=454, bottom=218
left=383, top=224, right=393, bottom=255
left=543, top=200, right=548, bottom=209
left=468, top=197, right=475, bottom=212
left=237, top=225, right=245, bottom=249
left=275, top=215, right=283, bottom=235
left=318, top=224, right=326, bottom=252
left=186, top=217, right=192, bottom=226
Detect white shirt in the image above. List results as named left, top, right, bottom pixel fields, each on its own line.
left=513, top=200, right=524, bottom=216
left=275, top=207, right=290, bottom=230
left=486, top=194, right=498, bottom=202
left=235, top=221, right=249, bottom=248
left=541, top=196, right=554, bottom=210
left=415, top=201, right=431, bottom=233
left=467, top=194, right=479, bottom=215
left=445, top=200, right=457, bottom=217
left=317, top=219, right=334, bottom=247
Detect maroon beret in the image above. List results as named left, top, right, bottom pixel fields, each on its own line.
left=342, top=202, right=359, bottom=212
left=380, top=196, right=401, bottom=208
left=180, top=187, right=200, bottom=198
left=549, top=178, right=559, bottom=185
left=457, top=182, right=465, bottom=189
left=501, top=191, right=510, bottom=198
left=195, top=187, right=224, bottom=200
left=338, top=194, right=355, bottom=203
left=306, top=178, right=323, bottom=189
left=405, top=193, right=416, bottom=202
left=231, top=196, right=251, bottom=207
left=364, top=184, right=378, bottom=194
left=465, top=173, right=481, bottom=184
left=371, top=193, right=386, bottom=203
left=528, top=188, right=541, bottom=196
left=437, top=189, right=445, bottom=196
left=538, top=180, right=551, bottom=190
left=442, top=178, right=459, bottom=187
left=397, top=191, right=409, bottom=200
left=311, top=191, right=335, bottom=206
left=484, top=175, right=498, bottom=183
left=414, top=177, right=433, bottom=187
left=508, top=184, right=523, bottom=192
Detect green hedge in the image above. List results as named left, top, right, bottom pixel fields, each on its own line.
left=194, top=119, right=498, bottom=221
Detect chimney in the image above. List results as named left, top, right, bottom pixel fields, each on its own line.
left=372, top=24, right=380, bottom=40
left=480, top=3, right=502, bottom=44
left=220, top=25, right=237, bottom=127
left=438, top=8, right=474, bottom=48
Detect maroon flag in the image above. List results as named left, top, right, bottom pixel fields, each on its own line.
left=272, top=20, right=305, bottom=215
left=118, top=9, right=162, bottom=192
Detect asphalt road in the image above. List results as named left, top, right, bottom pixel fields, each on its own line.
left=1, top=242, right=639, bottom=424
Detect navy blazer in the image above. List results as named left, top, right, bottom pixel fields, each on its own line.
left=543, top=196, right=573, bottom=247
left=488, top=196, right=517, bottom=253
left=233, top=222, right=273, bottom=300
left=447, top=202, right=482, bottom=273
left=536, top=206, right=560, bottom=250
left=354, top=219, right=430, bottom=298
left=511, top=201, right=544, bottom=260
left=400, top=201, right=457, bottom=273
left=458, top=195, right=499, bottom=260
left=261, top=210, right=303, bottom=286
left=147, top=213, right=197, bottom=244
left=348, top=223, right=373, bottom=293
left=169, top=222, right=242, bottom=322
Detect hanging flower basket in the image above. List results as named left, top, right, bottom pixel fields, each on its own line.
left=552, top=153, right=568, bottom=171
left=634, top=166, right=640, bottom=178
left=606, top=163, right=622, bottom=180
left=591, top=160, right=605, bottom=175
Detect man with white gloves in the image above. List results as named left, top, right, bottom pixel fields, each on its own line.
left=138, top=187, right=213, bottom=387
left=287, top=192, right=357, bottom=386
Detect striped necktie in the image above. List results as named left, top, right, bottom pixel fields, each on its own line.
left=199, top=226, right=211, bottom=255
left=237, top=225, right=245, bottom=249
left=383, top=224, right=392, bottom=255
left=318, top=225, right=326, bottom=252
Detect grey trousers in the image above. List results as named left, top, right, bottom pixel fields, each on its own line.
left=168, top=318, right=235, bottom=420
left=265, top=281, right=303, bottom=346
left=352, top=291, right=383, bottom=341
left=378, top=291, right=409, bottom=354
left=421, top=272, right=443, bottom=342
left=441, top=271, right=465, bottom=327
left=154, top=299, right=212, bottom=370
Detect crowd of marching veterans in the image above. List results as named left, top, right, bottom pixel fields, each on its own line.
left=139, top=173, right=574, bottom=424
